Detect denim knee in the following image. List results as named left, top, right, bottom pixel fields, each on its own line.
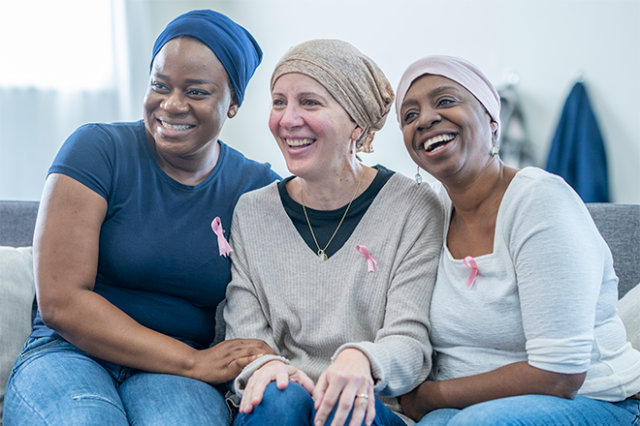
left=234, top=381, right=314, bottom=426
left=119, top=372, right=230, bottom=426
left=447, top=395, right=640, bottom=426
left=321, top=397, right=406, bottom=426
left=447, top=396, right=556, bottom=426
left=3, top=337, right=128, bottom=426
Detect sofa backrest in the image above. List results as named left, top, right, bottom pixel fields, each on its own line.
left=0, top=200, right=39, bottom=247
left=586, top=203, right=640, bottom=298
left=0, top=200, right=638, bottom=298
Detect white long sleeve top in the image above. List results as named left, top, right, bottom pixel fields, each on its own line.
left=429, top=167, right=640, bottom=402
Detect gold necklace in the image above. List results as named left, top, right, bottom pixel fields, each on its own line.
left=301, top=170, right=364, bottom=261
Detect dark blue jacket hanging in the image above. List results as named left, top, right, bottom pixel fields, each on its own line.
left=546, top=82, right=609, bottom=202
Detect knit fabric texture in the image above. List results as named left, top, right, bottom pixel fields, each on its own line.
left=225, top=173, right=443, bottom=415
left=271, top=39, right=394, bottom=153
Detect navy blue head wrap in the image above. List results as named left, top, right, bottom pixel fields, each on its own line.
left=151, top=9, right=262, bottom=106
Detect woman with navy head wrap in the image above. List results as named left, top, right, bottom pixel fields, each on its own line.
left=3, top=10, right=279, bottom=426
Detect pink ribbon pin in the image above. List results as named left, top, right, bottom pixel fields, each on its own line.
left=463, top=256, right=478, bottom=287
left=211, top=217, right=232, bottom=257
left=356, top=245, right=377, bottom=272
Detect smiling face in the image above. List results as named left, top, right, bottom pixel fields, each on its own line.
left=400, top=74, right=498, bottom=183
left=143, top=37, right=237, bottom=162
left=269, top=73, right=361, bottom=181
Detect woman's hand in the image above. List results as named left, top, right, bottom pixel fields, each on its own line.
left=194, top=338, right=276, bottom=384
left=239, top=360, right=315, bottom=414
left=313, top=348, right=376, bottom=426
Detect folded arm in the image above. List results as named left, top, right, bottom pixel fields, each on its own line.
left=401, top=362, right=586, bottom=420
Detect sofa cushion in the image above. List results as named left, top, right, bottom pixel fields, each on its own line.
left=0, top=246, right=35, bottom=422
left=618, top=282, right=640, bottom=352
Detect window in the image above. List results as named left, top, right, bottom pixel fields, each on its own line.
left=0, top=0, right=114, bottom=91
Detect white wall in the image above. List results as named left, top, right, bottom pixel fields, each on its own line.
left=2, top=0, right=638, bottom=203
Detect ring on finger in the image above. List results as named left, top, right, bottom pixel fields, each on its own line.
left=355, top=394, right=369, bottom=399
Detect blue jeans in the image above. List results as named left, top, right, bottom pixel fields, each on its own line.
left=233, top=381, right=406, bottom=426
left=415, top=394, right=640, bottom=426
left=3, top=336, right=230, bottom=426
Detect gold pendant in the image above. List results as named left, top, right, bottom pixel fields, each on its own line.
left=318, top=249, right=327, bottom=261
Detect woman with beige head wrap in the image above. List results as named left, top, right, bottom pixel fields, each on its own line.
left=224, top=40, right=444, bottom=426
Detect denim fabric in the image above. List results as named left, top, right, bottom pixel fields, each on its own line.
left=233, top=381, right=406, bottom=426
left=3, top=337, right=230, bottom=426
left=415, top=394, right=640, bottom=426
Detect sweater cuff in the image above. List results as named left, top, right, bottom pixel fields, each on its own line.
left=332, top=342, right=386, bottom=391
left=233, top=355, right=290, bottom=397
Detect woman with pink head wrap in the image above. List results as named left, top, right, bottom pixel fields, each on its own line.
left=396, top=56, right=640, bottom=425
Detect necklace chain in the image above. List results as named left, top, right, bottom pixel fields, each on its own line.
left=301, top=170, right=364, bottom=261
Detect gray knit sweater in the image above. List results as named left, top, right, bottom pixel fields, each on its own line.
left=224, top=173, right=444, bottom=415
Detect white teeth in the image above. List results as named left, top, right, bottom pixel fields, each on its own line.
left=286, top=138, right=314, bottom=147
left=423, top=134, right=454, bottom=151
left=161, top=120, right=193, bottom=130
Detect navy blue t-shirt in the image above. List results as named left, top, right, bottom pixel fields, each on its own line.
left=31, top=120, right=279, bottom=349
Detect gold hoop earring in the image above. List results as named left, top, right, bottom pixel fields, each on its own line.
left=415, top=166, right=422, bottom=185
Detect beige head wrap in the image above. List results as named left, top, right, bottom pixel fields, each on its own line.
left=270, top=39, right=394, bottom=153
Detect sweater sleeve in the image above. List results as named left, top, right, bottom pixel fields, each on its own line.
left=508, top=171, right=604, bottom=374
left=334, top=185, right=444, bottom=397
left=224, top=193, right=289, bottom=395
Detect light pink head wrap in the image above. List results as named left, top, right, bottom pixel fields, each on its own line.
left=395, top=55, right=501, bottom=139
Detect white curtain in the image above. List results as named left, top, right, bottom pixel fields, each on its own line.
left=0, top=0, right=152, bottom=201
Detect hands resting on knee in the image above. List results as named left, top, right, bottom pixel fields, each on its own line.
left=238, top=360, right=315, bottom=414
left=238, top=348, right=376, bottom=426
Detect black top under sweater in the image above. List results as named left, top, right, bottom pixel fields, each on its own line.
left=278, top=165, right=395, bottom=259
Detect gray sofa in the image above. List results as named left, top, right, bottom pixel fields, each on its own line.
left=1, top=200, right=639, bottom=423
